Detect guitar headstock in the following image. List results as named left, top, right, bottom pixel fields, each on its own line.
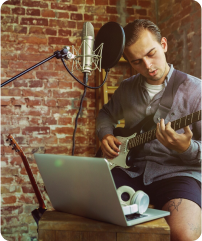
left=6, top=134, right=25, bottom=158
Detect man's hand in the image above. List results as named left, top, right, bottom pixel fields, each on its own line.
left=156, top=119, right=193, bottom=153
left=101, top=134, right=121, bottom=159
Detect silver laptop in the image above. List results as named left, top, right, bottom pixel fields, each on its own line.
left=34, top=153, right=170, bottom=226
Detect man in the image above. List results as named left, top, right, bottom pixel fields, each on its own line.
left=96, top=20, right=201, bottom=241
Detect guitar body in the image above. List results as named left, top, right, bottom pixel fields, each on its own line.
left=107, top=115, right=156, bottom=170
left=100, top=109, right=201, bottom=170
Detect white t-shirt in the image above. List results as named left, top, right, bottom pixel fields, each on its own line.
left=144, top=81, right=165, bottom=100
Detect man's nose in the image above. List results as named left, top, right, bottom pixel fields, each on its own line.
left=143, top=58, right=152, bottom=69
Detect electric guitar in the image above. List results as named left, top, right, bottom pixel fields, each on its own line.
left=6, top=134, right=46, bottom=224
left=99, top=110, right=201, bottom=170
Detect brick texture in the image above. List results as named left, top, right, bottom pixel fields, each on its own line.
left=0, top=0, right=155, bottom=238
left=157, top=0, right=201, bottom=78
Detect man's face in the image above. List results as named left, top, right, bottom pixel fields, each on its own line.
left=124, top=30, right=169, bottom=85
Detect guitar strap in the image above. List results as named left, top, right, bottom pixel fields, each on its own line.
left=153, top=69, right=187, bottom=122
left=95, top=69, right=187, bottom=158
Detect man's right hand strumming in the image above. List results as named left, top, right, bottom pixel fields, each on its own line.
left=101, top=134, right=122, bottom=159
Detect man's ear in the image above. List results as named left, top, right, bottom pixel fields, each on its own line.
left=161, top=37, right=168, bottom=53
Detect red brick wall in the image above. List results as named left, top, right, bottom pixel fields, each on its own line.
left=157, top=0, right=201, bottom=78
left=1, top=0, right=155, bottom=240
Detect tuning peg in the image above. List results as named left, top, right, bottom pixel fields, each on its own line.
left=12, top=144, right=16, bottom=150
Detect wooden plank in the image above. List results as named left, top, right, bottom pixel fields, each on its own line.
left=107, top=86, right=118, bottom=94
left=103, top=70, right=109, bottom=104
left=38, top=229, right=56, bottom=241
left=39, top=211, right=170, bottom=235
left=56, top=231, right=116, bottom=241
left=119, top=57, right=127, bottom=62
left=95, top=69, right=101, bottom=117
left=116, top=123, right=125, bottom=128
left=95, top=69, right=102, bottom=152
left=56, top=231, right=81, bottom=241
left=117, top=232, right=170, bottom=241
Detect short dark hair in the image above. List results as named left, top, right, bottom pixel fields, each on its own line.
left=123, top=19, right=162, bottom=60
left=124, top=19, right=162, bottom=46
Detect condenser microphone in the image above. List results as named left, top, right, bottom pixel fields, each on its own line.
left=81, top=22, right=95, bottom=73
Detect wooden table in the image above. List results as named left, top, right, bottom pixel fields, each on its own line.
left=38, top=210, right=170, bottom=241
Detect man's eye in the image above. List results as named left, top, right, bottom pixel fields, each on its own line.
left=133, top=60, right=141, bottom=65
left=148, top=51, right=156, bottom=57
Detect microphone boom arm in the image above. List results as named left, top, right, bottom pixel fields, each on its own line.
left=1, top=46, right=109, bottom=89
left=1, top=54, right=56, bottom=88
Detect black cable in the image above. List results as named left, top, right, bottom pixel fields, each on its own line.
left=61, top=58, right=109, bottom=89
left=72, top=73, right=88, bottom=156
left=60, top=57, right=110, bottom=155
left=1, top=51, right=109, bottom=88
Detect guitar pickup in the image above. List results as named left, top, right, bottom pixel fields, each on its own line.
left=118, top=139, right=129, bottom=154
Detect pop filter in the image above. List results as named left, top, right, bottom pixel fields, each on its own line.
left=94, top=22, right=125, bottom=70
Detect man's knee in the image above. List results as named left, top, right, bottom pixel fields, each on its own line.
left=171, top=225, right=201, bottom=241
left=162, top=198, right=201, bottom=241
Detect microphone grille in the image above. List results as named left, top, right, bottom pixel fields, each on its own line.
left=82, top=22, right=94, bottom=38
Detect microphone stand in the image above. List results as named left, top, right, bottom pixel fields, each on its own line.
left=1, top=47, right=70, bottom=88
left=2, top=46, right=110, bottom=225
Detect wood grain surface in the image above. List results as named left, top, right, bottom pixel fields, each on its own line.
left=38, top=210, right=170, bottom=241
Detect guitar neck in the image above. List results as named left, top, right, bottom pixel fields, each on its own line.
left=21, top=155, right=46, bottom=209
left=128, top=110, right=201, bottom=149
left=7, top=134, right=46, bottom=210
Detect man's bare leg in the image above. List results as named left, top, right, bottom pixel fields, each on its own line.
left=162, top=198, right=201, bottom=241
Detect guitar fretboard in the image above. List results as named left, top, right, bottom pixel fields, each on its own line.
left=128, top=110, right=201, bottom=150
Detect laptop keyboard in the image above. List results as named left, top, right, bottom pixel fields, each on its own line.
left=125, top=213, right=148, bottom=221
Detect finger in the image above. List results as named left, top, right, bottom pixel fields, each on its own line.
left=164, top=122, right=177, bottom=138
left=156, top=122, right=174, bottom=148
left=113, top=137, right=122, bottom=146
left=101, top=145, right=116, bottom=159
left=104, top=135, right=121, bottom=152
left=160, top=120, right=176, bottom=143
left=104, top=151, right=116, bottom=159
left=156, top=122, right=161, bottom=136
left=156, top=122, right=165, bottom=141
left=183, top=125, right=193, bottom=137
left=101, top=135, right=119, bottom=158
left=102, top=140, right=119, bottom=157
left=109, top=138, right=120, bottom=152
left=159, top=119, right=166, bottom=131
left=158, top=119, right=171, bottom=140
left=104, top=149, right=118, bottom=159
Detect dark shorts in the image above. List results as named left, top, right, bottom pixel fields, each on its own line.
left=111, top=167, right=201, bottom=210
